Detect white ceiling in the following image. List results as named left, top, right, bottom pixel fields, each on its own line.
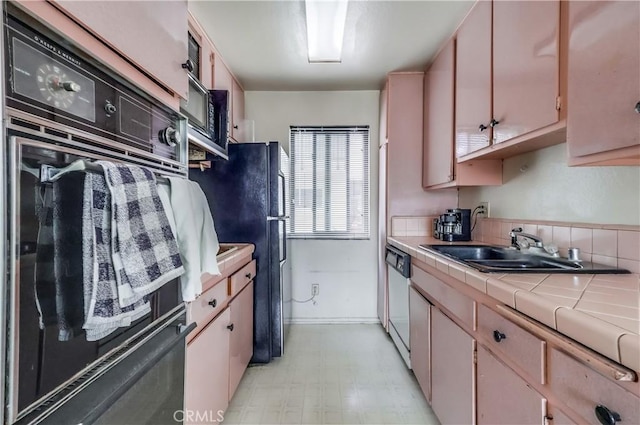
left=188, top=0, right=474, bottom=91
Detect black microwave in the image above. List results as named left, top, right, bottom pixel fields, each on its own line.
left=180, top=74, right=229, bottom=159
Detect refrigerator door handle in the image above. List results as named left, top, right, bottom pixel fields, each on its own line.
left=277, top=170, right=287, bottom=262
left=281, top=217, right=287, bottom=263
left=278, top=172, right=286, bottom=216
left=267, top=215, right=289, bottom=221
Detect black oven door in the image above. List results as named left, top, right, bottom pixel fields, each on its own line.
left=15, top=309, right=193, bottom=425
left=7, top=134, right=182, bottom=423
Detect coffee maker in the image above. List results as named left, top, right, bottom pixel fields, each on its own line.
left=433, top=208, right=471, bottom=242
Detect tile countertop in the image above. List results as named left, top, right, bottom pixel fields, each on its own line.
left=388, top=236, right=640, bottom=374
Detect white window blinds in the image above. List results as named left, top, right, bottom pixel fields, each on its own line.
left=289, top=126, right=370, bottom=239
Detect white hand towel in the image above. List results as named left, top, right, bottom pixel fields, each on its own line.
left=166, top=178, right=221, bottom=301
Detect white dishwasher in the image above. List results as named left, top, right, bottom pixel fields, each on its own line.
left=386, top=245, right=411, bottom=368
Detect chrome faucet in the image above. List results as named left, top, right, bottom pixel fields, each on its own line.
left=510, top=227, right=544, bottom=248
left=509, top=227, right=560, bottom=257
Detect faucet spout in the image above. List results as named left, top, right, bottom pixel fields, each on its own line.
left=509, top=227, right=544, bottom=248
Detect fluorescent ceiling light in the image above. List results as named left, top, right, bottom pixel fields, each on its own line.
left=305, top=0, right=348, bottom=63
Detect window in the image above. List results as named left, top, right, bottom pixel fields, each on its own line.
left=289, top=126, right=370, bottom=239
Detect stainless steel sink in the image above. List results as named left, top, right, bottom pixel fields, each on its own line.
left=418, top=244, right=630, bottom=274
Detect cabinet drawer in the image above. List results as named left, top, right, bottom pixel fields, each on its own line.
left=411, top=265, right=474, bottom=328
left=188, top=280, right=229, bottom=333
left=477, top=304, right=545, bottom=384
left=229, top=260, right=256, bottom=296
left=549, top=348, right=640, bottom=424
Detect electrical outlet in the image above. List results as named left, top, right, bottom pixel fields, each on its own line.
left=478, top=201, right=490, bottom=217
left=311, top=284, right=320, bottom=296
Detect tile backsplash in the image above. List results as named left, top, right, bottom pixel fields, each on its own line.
left=390, top=216, right=436, bottom=237
left=474, top=218, right=640, bottom=273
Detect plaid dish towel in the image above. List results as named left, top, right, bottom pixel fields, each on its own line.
left=82, top=172, right=150, bottom=341
left=97, top=161, right=184, bottom=306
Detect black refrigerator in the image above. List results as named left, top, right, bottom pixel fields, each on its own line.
left=190, top=142, right=290, bottom=363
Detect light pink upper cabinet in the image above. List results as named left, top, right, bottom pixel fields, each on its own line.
left=566, top=1, right=640, bottom=163
left=184, top=308, right=230, bottom=425
left=52, top=1, right=188, bottom=100
left=492, top=0, right=560, bottom=145
left=230, top=79, right=245, bottom=142
left=409, top=287, right=431, bottom=402
left=213, top=53, right=234, bottom=92
left=477, top=345, right=547, bottom=425
left=423, top=39, right=456, bottom=187
left=228, top=282, right=254, bottom=401
left=455, top=0, right=492, bottom=157
left=386, top=72, right=458, bottom=216
left=426, top=34, right=502, bottom=189
left=431, top=308, right=475, bottom=425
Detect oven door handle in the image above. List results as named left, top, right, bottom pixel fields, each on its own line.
left=178, top=321, right=197, bottom=336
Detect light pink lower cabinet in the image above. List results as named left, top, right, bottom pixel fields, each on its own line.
left=410, top=263, right=640, bottom=425
left=430, top=308, right=475, bottom=425
left=547, top=406, right=576, bottom=425
left=184, top=308, right=231, bottom=425
left=477, top=345, right=547, bottom=425
left=184, top=256, right=255, bottom=424
left=409, top=287, right=431, bottom=402
left=228, top=282, right=254, bottom=400
left=548, top=348, right=640, bottom=424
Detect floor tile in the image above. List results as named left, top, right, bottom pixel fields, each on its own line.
left=223, top=324, right=438, bottom=424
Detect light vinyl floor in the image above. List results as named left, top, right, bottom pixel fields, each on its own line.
left=223, top=324, right=440, bottom=425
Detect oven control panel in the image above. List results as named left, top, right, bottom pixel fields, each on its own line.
left=3, top=12, right=186, bottom=164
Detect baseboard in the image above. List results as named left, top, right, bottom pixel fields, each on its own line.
left=287, top=317, right=381, bottom=325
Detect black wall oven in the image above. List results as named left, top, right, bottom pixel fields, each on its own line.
left=3, top=5, right=193, bottom=424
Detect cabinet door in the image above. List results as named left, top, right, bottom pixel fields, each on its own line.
left=230, top=79, right=245, bottom=141
left=567, top=1, right=640, bottom=158
left=431, top=308, right=475, bottom=425
left=228, top=281, right=254, bottom=401
left=53, top=1, right=188, bottom=99
left=185, top=308, right=231, bottom=424
left=548, top=406, right=577, bottom=425
left=409, top=287, right=431, bottom=402
left=455, top=0, right=492, bottom=157
left=492, top=0, right=560, bottom=144
left=548, top=348, right=640, bottom=425
left=423, top=39, right=455, bottom=187
left=213, top=53, right=234, bottom=92
left=477, top=345, right=546, bottom=425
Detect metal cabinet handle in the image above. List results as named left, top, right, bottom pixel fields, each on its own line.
left=493, top=330, right=506, bottom=342
left=245, top=272, right=252, bottom=279
left=595, top=405, right=621, bottom=425
left=635, top=101, right=640, bottom=114
left=208, top=299, right=217, bottom=308
left=490, top=119, right=500, bottom=128
left=479, top=123, right=488, bottom=132
left=181, top=59, right=194, bottom=73
left=227, top=323, right=235, bottom=331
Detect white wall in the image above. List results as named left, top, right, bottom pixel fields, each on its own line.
left=459, top=143, right=640, bottom=226
left=246, top=91, right=380, bottom=323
